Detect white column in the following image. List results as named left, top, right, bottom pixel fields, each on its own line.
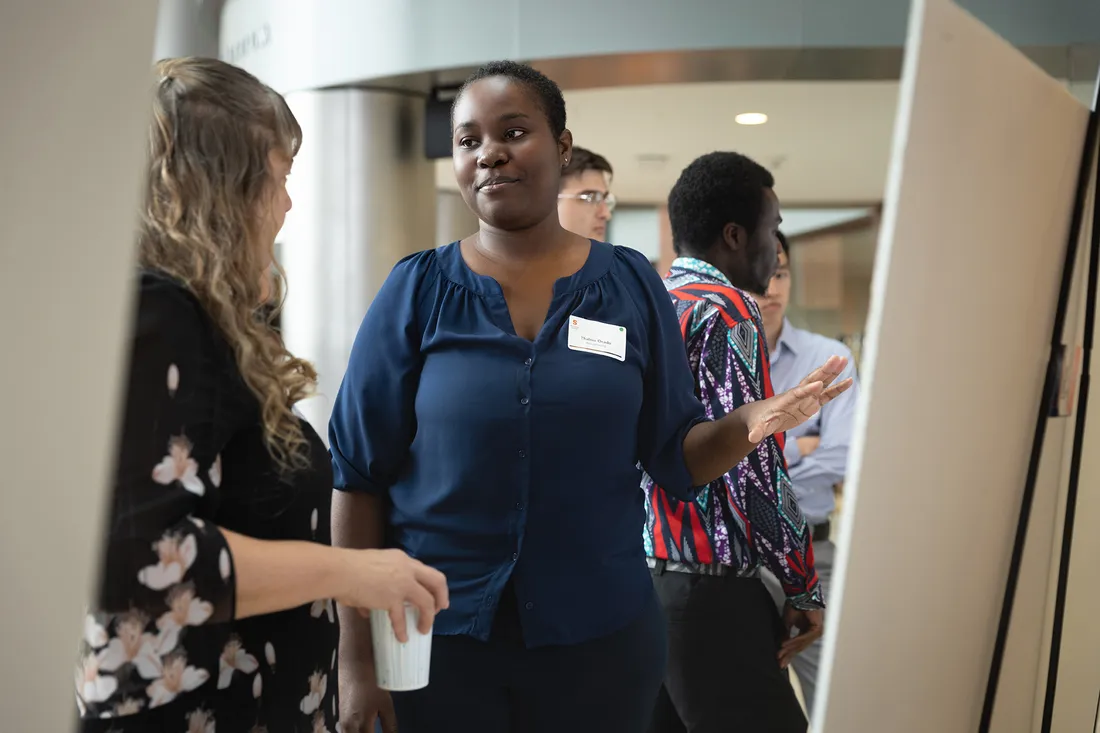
left=153, top=0, right=221, bottom=60
left=280, top=89, right=437, bottom=437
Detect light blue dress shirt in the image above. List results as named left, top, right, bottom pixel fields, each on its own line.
left=768, top=318, right=860, bottom=525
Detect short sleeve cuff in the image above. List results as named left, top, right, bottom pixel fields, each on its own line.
left=651, top=414, right=712, bottom=499
left=330, top=444, right=388, bottom=495
left=787, top=589, right=826, bottom=611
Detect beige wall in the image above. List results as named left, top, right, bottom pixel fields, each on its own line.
left=815, top=1, right=1090, bottom=731
left=656, top=204, right=676, bottom=275
left=984, top=173, right=1097, bottom=733
left=0, top=2, right=159, bottom=730
left=786, top=102, right=1099, bottom=733
left=788, top=221, right=878, bottom=366
left=438, top=189, right=479, bottom=246
left=1045, top=153, right=1100, bottom=733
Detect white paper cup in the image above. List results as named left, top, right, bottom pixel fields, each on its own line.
left=369, top=605, right=432, bottom=691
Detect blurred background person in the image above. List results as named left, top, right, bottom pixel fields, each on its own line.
left=557, top=145, right=615, bottom=240
left=646, top=153, right=840, bottom=733
left=758, top=230, right=860, bottom=718
left=76, top=57, right=447, bottom=733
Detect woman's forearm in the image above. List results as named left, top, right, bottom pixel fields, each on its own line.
left=682, top=409, right=756, bottom=486
left=332, top=491, right=387, bottom=663
left=222, top=529, right=350, bottom=620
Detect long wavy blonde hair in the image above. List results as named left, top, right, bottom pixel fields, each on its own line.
left=140, top=57, right=316, bottom=474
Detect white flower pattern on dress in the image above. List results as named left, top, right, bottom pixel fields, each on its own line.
left=114, top=698, right=145, bottom=716
left=146, top=650, right=209, bottom=708
left=75, top=282, right=337, bottom=729
left=312, top=711, right=332, bottom=733
left=299, top=670, right=328, bottom=715
left=138, top=531, right=198, bottom=591
left=208, top=454, right=222, bottom=488
left=85, top=614, right=109, bottom=648
left=217, top=635, right=259, bottom=690
left=186, top=707, right=216, bottom=733
left=156, top=583, right=213, bottom=654
left=152, top=435, right=205, bottom=496
left=167, top=364, right=180, bottom=396
left=310, top=598, right=335, bottom=623
left=77, top=652, right=118, bottom=704
left=97, top=611, right=162, bottom=680
left=218, top=548, right=231, bottom=581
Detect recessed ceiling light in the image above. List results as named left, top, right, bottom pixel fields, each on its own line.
left=735, top=112, right=768, bottom=126
left=636, top=153, right=669, bottom=170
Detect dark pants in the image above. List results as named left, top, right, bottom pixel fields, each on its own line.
left=392, top=583, right=667, bottom=733
left=647, top=571, right=807, bottom=733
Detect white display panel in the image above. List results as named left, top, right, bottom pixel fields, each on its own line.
left=815, top=1, right=1090, bottom=731
left=0, top=2, right=158, bottom=730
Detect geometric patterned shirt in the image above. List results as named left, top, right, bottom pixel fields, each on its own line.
left=641, top=257, right=824, bottom=609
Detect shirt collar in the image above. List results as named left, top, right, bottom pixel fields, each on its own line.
left=669, top=257, right=734, bottom=287
left=775, top=317, right=801, bottom=356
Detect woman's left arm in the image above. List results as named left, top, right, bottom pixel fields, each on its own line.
left=630, top=250, right=850, bottom=494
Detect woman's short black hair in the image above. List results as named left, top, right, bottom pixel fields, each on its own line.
left=777, top=230, right=790, bottom=260
left=454, top=60, right=567, bottom=138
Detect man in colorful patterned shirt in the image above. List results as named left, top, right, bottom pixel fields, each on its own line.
left=645, top=152, right=824, bottom=733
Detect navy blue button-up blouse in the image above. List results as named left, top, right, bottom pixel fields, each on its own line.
left=329, top=240, right=708, bottom=647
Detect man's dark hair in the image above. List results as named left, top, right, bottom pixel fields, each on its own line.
left=777, top=229, right=790, bottom=261
left=562, top=146, right=613, bottom=180
left=454, top=60, right=567, bottom=138
left=668, top=151, right=775, bottom=256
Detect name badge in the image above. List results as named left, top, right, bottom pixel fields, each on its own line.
left=567, top=315, right=627, bottom=362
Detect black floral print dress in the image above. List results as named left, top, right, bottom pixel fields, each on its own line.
left=76, top=272, right=339, bottom=733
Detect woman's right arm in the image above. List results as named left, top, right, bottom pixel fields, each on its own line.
left=225, top=529, right=444, bottom=635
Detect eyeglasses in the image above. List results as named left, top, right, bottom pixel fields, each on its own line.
left=558, top=191, right=617, bottom=212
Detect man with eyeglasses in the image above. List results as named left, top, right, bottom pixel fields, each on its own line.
left=558, top=146, right=616, bottom=240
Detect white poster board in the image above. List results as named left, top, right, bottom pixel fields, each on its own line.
left=815, top=0, right=1090, bottom=731
left=0, top=2, right=157, bottom=730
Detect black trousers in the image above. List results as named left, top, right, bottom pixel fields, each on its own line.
left=647, top=571, right=808, bottom=733
left=392, top=583, right=667, bottom=733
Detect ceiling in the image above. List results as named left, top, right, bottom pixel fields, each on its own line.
left=434, top=77, right=1093, bottom=206
left=435, top=80, right=902, bottom=206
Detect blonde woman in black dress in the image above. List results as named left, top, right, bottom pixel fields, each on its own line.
left=76, top=57, right=448, bottom=733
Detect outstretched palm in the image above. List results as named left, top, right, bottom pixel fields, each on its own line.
left=745, top=355, right=854, bottom=444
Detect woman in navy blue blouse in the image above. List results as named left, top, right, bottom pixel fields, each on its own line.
left=330, top=61, right=850, bottom=733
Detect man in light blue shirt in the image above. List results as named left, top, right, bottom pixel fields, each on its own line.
left=758, top=231, right=860, bottom=716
